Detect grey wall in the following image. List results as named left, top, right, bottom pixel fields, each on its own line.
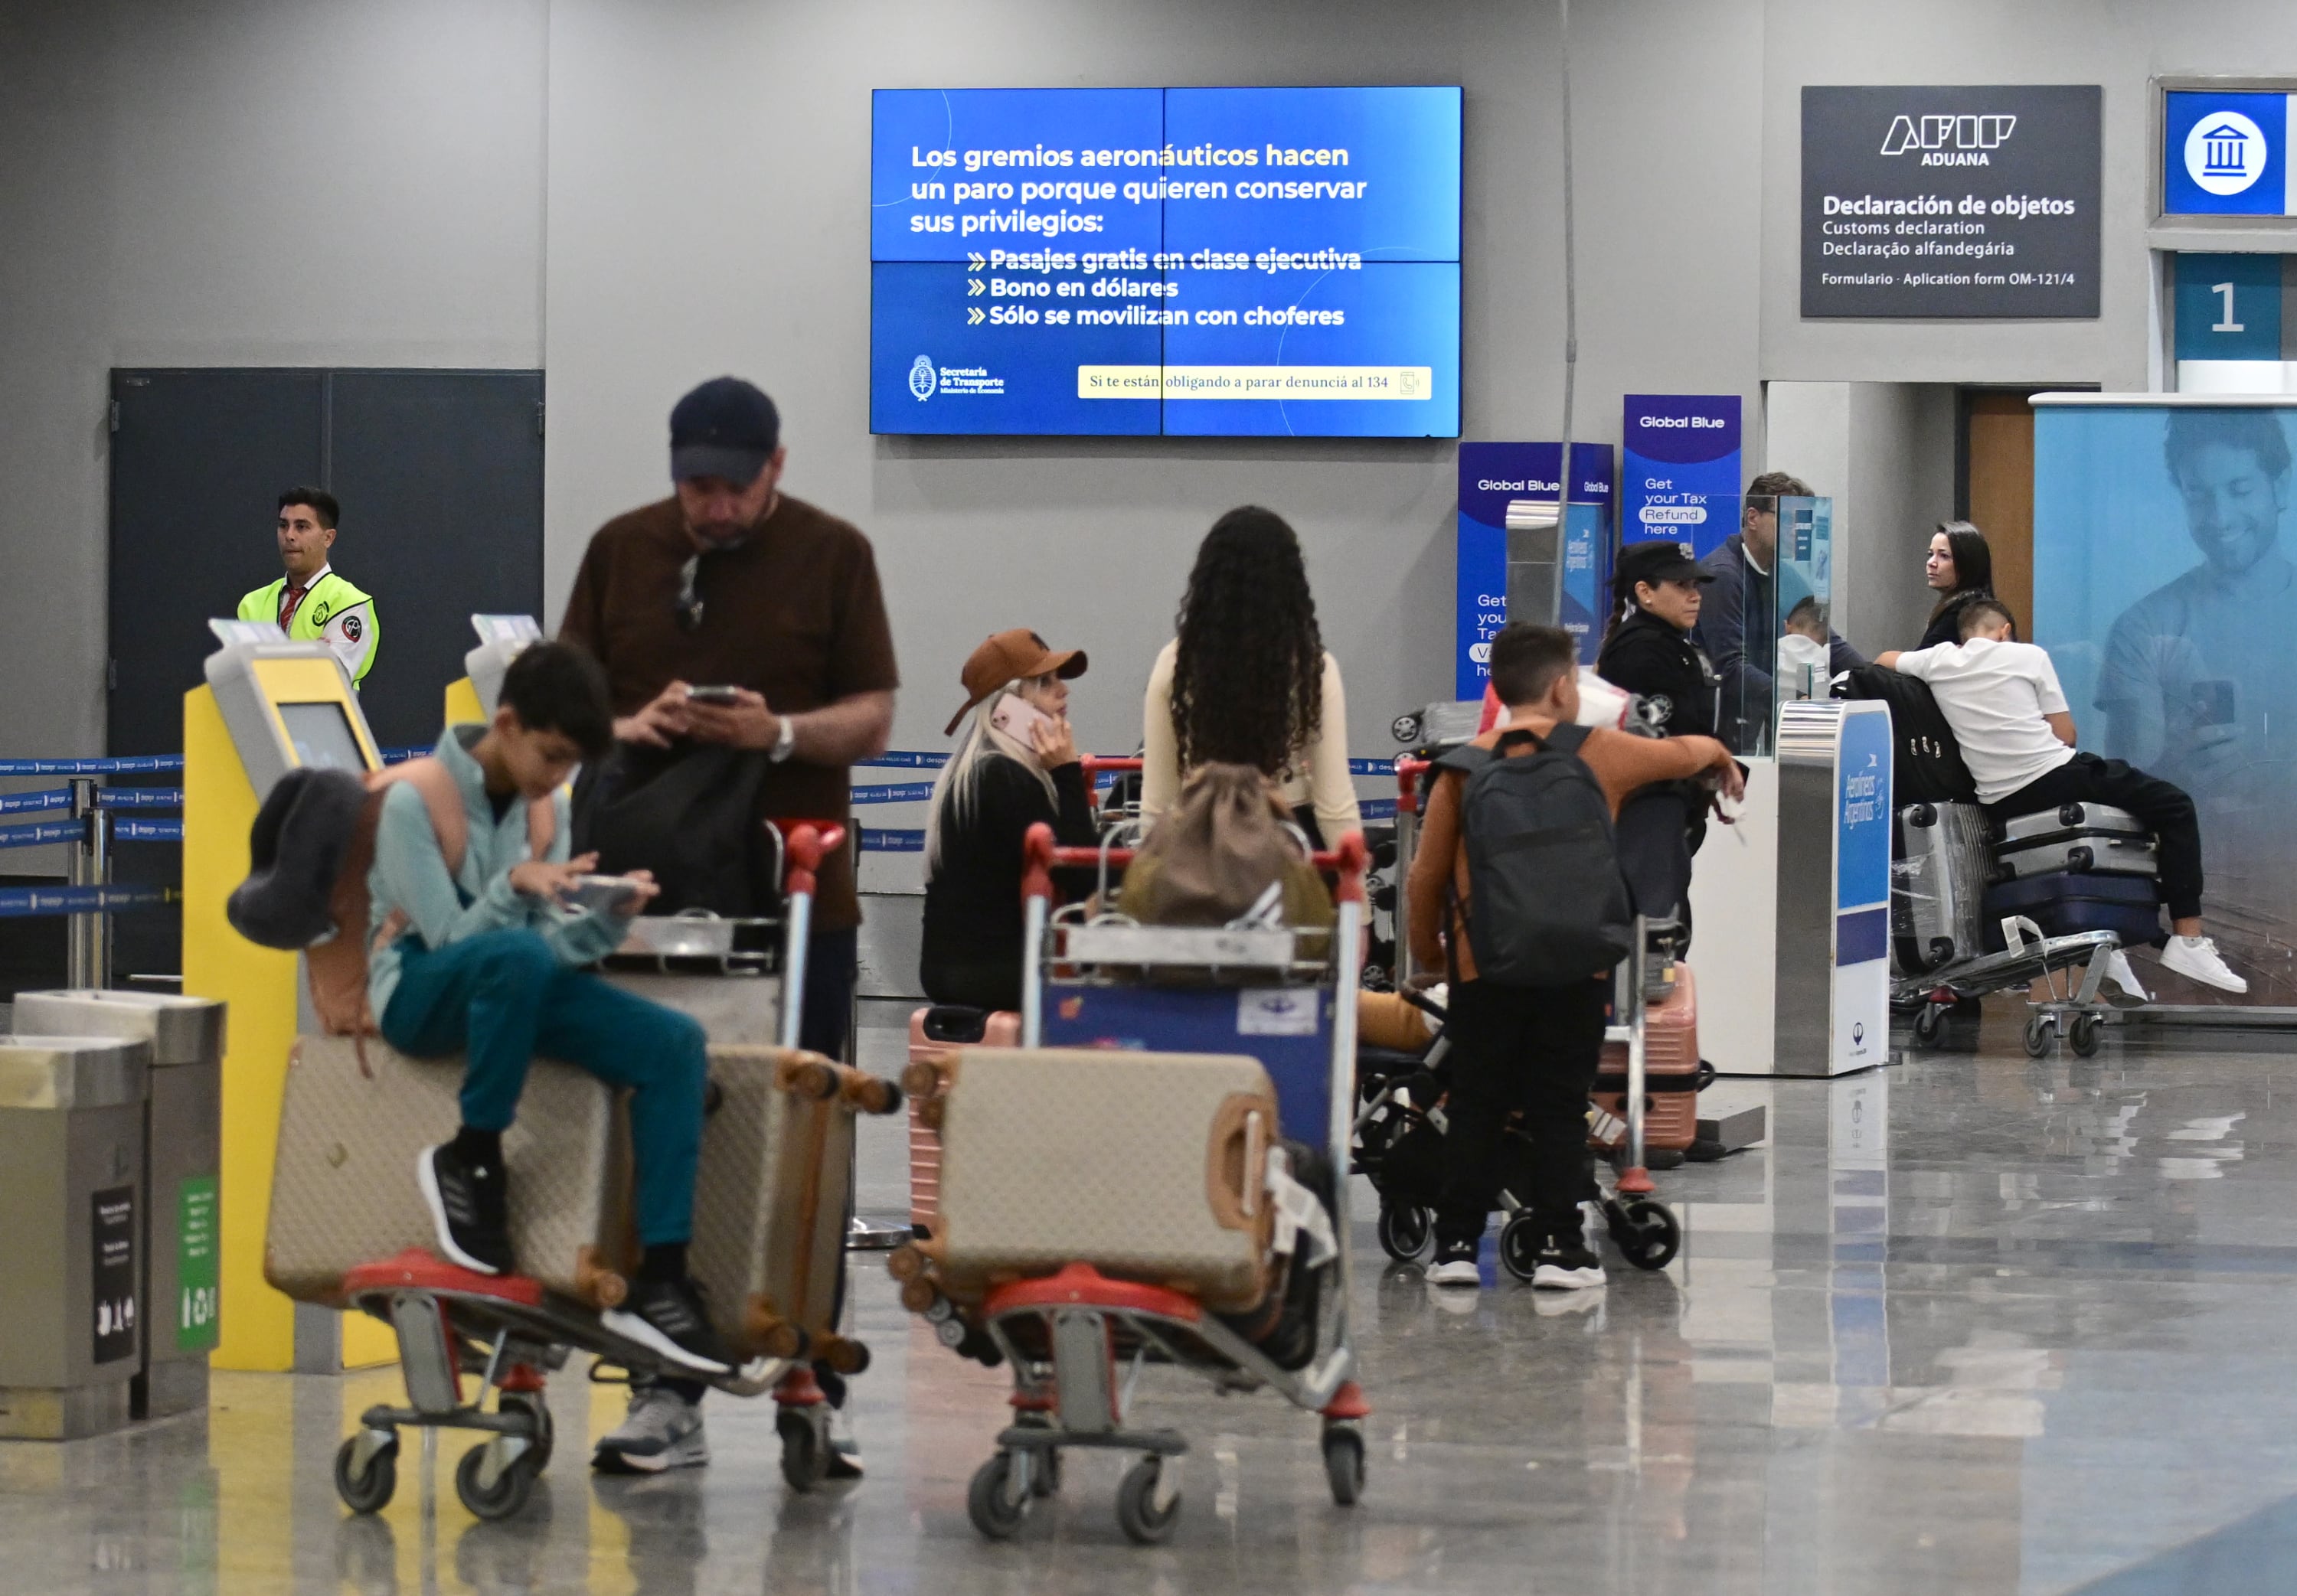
left=0, top=0, right=547, bottom=770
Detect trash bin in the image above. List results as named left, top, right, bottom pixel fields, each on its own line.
left=15, top=991, right=225, bottom=1419
left=0, top=1034, right=151, bottom=1440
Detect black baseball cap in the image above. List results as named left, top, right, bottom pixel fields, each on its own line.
left=670, top=377, right=780, bottom=486
left=1615, top=540, right=1712, bottom=590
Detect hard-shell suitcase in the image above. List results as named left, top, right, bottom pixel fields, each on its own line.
left=1997, top=801, right=2148, bottom=847
left=911, top=1046, right=1278, bottom=1313
left=265, top=1036, right=623, bottom=1308
left=1592, top=962, right=1701, bottom=1154
left=639, top=1045, right=898, bottom=1365
left=905, top=1007, right=1021, bottom=1236
left=1982, top=871, right=2162, bottom=951
left=1994, top=801, right=2158, bottom=881
left=1892, top=801, right=1992, bottom=973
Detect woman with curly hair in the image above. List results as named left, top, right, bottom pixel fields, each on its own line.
left=1142, top=506, right=1361, bottom=846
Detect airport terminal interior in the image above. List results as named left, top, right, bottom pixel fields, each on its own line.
left=13, top=2, right=2297, bottom=1593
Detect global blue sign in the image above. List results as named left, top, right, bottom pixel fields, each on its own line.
left=871, top=86, right=1462, bottom=436
left=2162, top=90, right=2295, bottom=217
left=1621, top=394, right=1741, bottom=563
left=1456, top=443, right=1613, bottom=696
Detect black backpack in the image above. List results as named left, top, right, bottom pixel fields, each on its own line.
left=1436, top=724, right=1635, bottom=987
left=1835, top=665, right=1978, bottom=806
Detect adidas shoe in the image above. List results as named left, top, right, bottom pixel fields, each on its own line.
left=603, top=1278, right=737, bottom=1376
left=2160, top=935, right=2248, bottom=995
left=417, top=1142, right=512, bottom=1277
left=592, top=1382, right=709, bottom=1474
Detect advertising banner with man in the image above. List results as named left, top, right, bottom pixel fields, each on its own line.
left=2034, top=397, right=2297, bottom=1003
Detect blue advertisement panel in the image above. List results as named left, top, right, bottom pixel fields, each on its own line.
left=1456, top=443, right=1613, bottom=697
left=870, top=86, right=1462, bottom=436
left=2161, top=90, right=2294, bottom=218
left=1621, top=393, right=1742, bottom=560
left=2034, top=400, right=2297, bottom=1003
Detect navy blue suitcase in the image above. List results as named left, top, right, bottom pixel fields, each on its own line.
left=1981, top=871, right=2162, bottom=951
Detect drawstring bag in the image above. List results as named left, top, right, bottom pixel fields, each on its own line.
left=1116, top=762, right=1334, bottom=932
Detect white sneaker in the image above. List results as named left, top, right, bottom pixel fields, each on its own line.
left=592, top=1382, right=709, bottom=1474
left=1424, top=1248, right=1481, bottom=1287
left=2159, top=935, right=2249, bottom=995
left=2103, top=949, right=2152, bottom=1004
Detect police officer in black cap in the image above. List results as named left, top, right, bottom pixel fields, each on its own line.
left=1597, top=540, right=1720, bottom=739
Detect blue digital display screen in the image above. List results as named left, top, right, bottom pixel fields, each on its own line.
left=871, top=86, right=1462, bottom=437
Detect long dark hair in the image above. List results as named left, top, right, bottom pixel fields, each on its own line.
left=1171, top=507, right=1325, bottom=775
left=1926, top=521, right=1994, bottom=624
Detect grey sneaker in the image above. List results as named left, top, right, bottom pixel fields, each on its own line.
left=592, top=1382, right=709, bottom=1474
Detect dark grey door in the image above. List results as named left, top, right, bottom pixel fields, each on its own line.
left=105, top=367, right=545, bottom=978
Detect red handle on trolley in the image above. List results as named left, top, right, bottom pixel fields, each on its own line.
left=1395, top=757, right=1431, bottom=818
left=777, top=821, right=847, bottom=899
left=1021, top=821, right=1369, bottom=904
left=1077, top=756, right=1142, bottom=813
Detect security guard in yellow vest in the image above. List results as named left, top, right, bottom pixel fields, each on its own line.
left=237, top=486, right=377, bottom=687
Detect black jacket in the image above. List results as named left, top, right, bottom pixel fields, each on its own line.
left=1596, top=610, right=1720, bottom=739
left=1916, top=589, right=1989, bottom=651
left=920, top=755, right=1097, bottom=1011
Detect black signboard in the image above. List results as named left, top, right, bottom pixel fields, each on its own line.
left=92, top=1185, right=137, bottom=1364
left=1802, top=85, right=2100, bottom=318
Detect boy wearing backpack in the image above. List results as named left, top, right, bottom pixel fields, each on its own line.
left=1405, top=623, right=1742, bottom=1290
left=371, top=641, right=734, bottom=1374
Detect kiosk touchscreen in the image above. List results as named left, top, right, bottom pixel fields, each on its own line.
left=182, top=622, right=394, bottom=1372
left=446, top=613, right=541, bottom=726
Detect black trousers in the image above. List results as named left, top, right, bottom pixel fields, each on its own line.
left=1433, top=977, right=1611, bottom=1249
left=1988, top=753, right=2204, bottom=922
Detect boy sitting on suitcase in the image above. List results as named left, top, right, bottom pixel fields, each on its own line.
left=1406, top=622, right=1743, bottom=1291
left=371, top=640, right=735, bottom=1373
left=1877, top=600, right=2245, bottom=995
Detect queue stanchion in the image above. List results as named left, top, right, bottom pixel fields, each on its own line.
left=64, top=777, right=110, bottom=991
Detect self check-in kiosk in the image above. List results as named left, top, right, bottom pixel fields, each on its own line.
left=181, top=620, right=395, bottom=1372
left=444, top=613, right=541, bottom=728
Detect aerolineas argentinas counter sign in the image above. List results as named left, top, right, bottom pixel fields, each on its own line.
left=1802, top=85, right=2099, bottom=318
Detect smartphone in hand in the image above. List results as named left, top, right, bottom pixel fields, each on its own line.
left=988, top=695, right=1053, bottom=743
left=562, top=873, right=645, bottom=915
left=685, top=684, right=742, bottom=706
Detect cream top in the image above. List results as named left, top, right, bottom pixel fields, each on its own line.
left=1139, top=638, right=1363, bottom=840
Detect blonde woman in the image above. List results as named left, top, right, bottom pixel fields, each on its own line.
left=920, top=630, right=1097, bottom=1010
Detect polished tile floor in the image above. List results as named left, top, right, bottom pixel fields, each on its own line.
left=8, top=1008, right=2297, bottom=1594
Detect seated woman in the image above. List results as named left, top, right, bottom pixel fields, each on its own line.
left=920, top=629, right=1097, bottom=1013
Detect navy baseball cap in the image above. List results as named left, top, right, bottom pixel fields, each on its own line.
left=670, top=377, right=780, bottom=485
left=1615, top=540, right=1711, bottom=589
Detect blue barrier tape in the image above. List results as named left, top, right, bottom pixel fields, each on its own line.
left=0, top=755, right=182, bottom=776
left=0, top=883, right=175, bottom=919
left=0, top=789, right=74, bottom=816
left=383, top=747, right=425, bottom=765
left=856, top=751, right=950, bottom=769
left=849, top=782, right=937, bottom=805
left=111, top=817, right=183, bottom=843
left=1349, top=757, right=1400, bottom=775
left=859, top=827, right=925, bottom=853
left=0, top=819, right=87, bottom=849
left=96, top=788, right=183, bottom=810
left=1361, top=798, right=1397, bottom=821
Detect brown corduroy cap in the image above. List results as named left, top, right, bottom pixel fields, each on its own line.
left=944, top=628, right=1088, bottom=735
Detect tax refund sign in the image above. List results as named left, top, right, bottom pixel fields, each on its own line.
left=1802, top=85, right=2100, bottom=318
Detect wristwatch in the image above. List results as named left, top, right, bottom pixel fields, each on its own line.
left=769, top=714, right=797, bottom=763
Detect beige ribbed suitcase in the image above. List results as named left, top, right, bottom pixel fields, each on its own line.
left=605, top=1046, right=897, bottom=1366
left=913, top=1047, right=1277, bottom=1312
left=264, top=1036, right=624, bottom=1308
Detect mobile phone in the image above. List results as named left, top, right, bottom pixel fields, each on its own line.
left=563, top=873, right=644, bottom=915
left=685, top=684, right=741, bottom=706
left=2192, top=679, right=2237, bottom=727
left=988, top=695, right=1053, bottom=743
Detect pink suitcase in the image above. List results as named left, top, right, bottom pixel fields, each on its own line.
left=903, top=1007, right=1021, bottom=1235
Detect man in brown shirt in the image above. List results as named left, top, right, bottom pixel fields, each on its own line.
left=1405, top=622, right=1739, bottom=1293
left=561, top=376, right=897, bottom=1473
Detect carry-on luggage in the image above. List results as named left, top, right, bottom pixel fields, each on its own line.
left=266, top=1036, right=622, bottom=1307
left=1995, top=802, right=2158, bottom=881
left=1982, top=871, right=2162, bottom=951
left=632, top=1043, right=899, bottom=1366
left=1592, top=961, right=1701, bottom=1154
left=1892, top=801, right=1992, bottom=972
left=905, top=1007, right=1021, bottom=1236
left=911, top=1046, right=1278, bottom=1313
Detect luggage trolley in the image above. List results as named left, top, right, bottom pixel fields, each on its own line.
left=1896, top=922, right=2120, bottom=1058
left=1380, top=759, right=1682, bottom=1275
left=329, top=821, right=887, bottom=1520
left=930, top=822, right=1374, bottom=1545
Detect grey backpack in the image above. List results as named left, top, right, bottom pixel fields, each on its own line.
left=1437, top=724, right=1634, bottom=987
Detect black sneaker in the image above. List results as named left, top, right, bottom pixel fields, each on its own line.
left=1425, top=1239, right=1481, bottom=1287
left=1530, top=1239, right=1607, bottom=1291
left=417, top=1142, right=512, bottom=1276
left=603, top=1278, right=736, bottom=1376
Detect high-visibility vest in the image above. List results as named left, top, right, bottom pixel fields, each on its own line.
left=237, top=570, right=378, bottom=686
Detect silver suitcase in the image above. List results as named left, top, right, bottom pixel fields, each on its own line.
left=1997, top=802, right=2148, bottom=846
left=1892, top=801, right=1991, bottom=974
left=1995, top=832, right=2158, bottom=880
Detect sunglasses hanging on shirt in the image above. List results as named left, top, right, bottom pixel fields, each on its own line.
left=674, top=554, right=704, bottom=632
